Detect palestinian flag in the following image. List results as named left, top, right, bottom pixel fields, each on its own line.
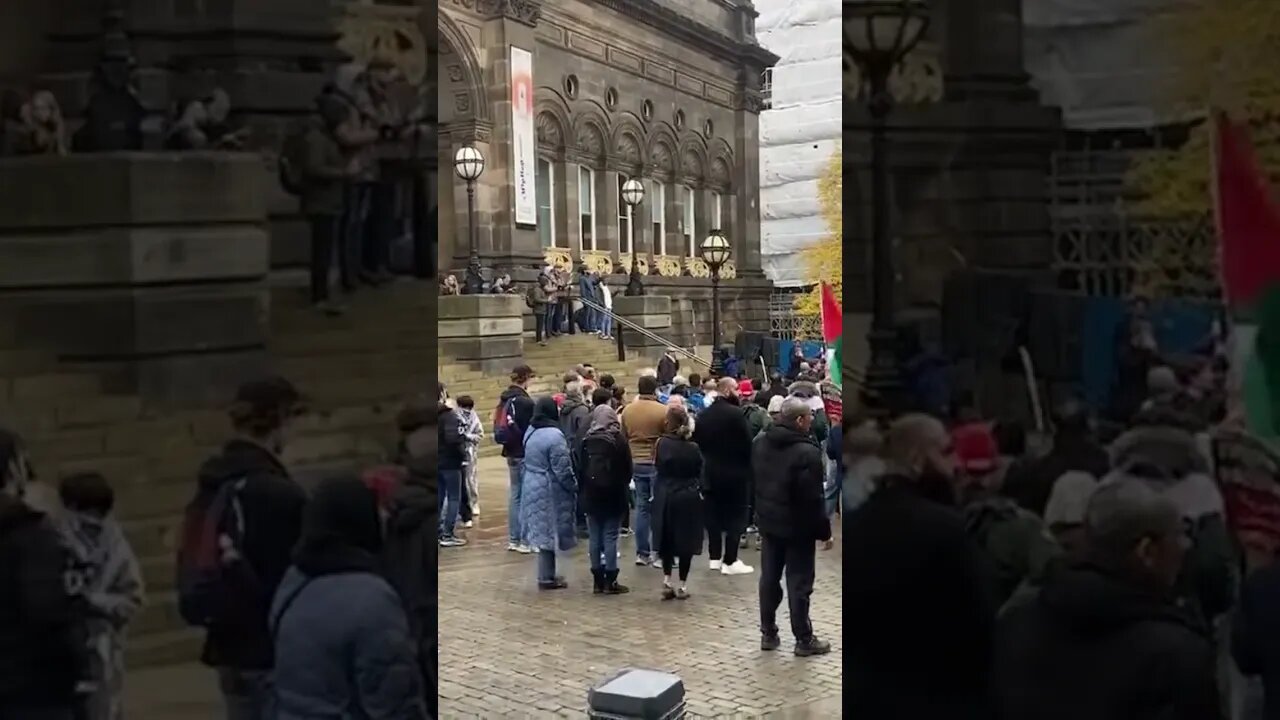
left=1215, top=112, right=1280, bottom=440
left=821, top=282, right=842, bottom=389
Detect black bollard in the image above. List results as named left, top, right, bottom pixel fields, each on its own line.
left=587, top=668, right=686, bottom=719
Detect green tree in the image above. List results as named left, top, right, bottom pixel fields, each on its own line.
left=794, top=147, right=842, bottom=320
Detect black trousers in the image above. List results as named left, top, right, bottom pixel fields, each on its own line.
left=534, top=308, right=547, bottom=342
left=661, top=553, right=692, bottom=581
left=759, top=533, right=817, bottom=641
left=309, top=215, right=340, bottom=304
left=561, top=298, right=575, bottom=334
left=705, top=496, right=745, bottom=565
left=363, top=179, right=397, bottom=274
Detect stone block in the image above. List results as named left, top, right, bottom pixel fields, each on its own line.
left=438, top=294, right=526, bottom=320
left=0, top=153, right=267, bottom=230
left=613, top=295, right=672, bottom=316
left=437, top=317, right=525, bottom=338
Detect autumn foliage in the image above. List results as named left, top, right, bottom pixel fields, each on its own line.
left=794, top=147, right=842, bottom=318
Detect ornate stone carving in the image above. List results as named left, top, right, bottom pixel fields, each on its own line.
left=615, top=133, right=642, bottom=169
left=649, top=142, right=674, bottom=176
left=454, top=92, right=471, bottom=114
left=617, top=254, right=650, bottom=275
left=576, top=123, right=606, bottom=162
left=536, top=111, right=564, bottom=148
left=736, top=91, right=765, bottom=114
left=336, top=10, right=428, bottom=86
left=447, top=64, right=465, bottom=83
left=543, top=247, right=573, bottom=271
left=719, top=260, right=737, bottom=280
left=654, top=256, right=683, bottom=278
left=451, top=0, right=542, bottom=27
left=685, top=257, right=710, bottom=278
left=681, top=150, right=704, bottom=182
left=581, top=251, right=612, bottom=274
left=889, top=49, right=944, bottom=104
left=710, top=157, right=731, bottom=190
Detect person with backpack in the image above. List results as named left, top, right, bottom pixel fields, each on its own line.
left=0, top=428, right=85, bottom=719
left=288, top=93, right=355, bottom=317
left=382, top=395, right=438, bottom=719
left=528, top=275, right=550, bottom=346
left=271, top=476, right=428, bottom=720
left=580, top=390, right=633, bottom=594
left=495, top=365, right=537, bottom=553
left=179, top=377, right=308, bottom=720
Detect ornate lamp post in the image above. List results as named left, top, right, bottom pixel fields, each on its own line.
left=845, top=0, right=929, bottom=413
left=700, top=231, right=732, bottom=377
left=452, top=145, right=486, bottom=294
left=621, top=178, right=646, bottom=296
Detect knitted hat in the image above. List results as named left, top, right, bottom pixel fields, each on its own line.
left=952, top=422, right=998, bottom=474
left=738, top=379, right=754, bottom=398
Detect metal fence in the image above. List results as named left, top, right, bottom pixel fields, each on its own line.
left=769, top=293, right=820, bottom=340
left=1050, top=147, right=1216, bottom=299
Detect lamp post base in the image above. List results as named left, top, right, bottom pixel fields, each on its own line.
left=860, top=327, right=902, bottom=418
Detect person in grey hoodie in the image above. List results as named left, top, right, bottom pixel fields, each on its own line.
left=57, top=472, right=144, bottom=720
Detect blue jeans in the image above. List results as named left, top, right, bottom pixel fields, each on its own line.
left=632, top=463, right=657, bottom=559
left=537, top=548, right=557, bottom=583
left=507, top=458, right=525, bottom=544
left=439, top=468, right=462, bottom=538
left=587, top=514, right=622, bottom=572
left=825, top=462, right=842, bottom=517
left=544, top=302, right=558, bottom=335
left=599, top=313, right=613, bottom=337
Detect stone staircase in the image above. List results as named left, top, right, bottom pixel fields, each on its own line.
left=440, top=333, right=657, bottom=459
left=0, top=279, right=435, bottom=669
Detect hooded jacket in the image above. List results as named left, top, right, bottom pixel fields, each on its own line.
left=752, top=425, right=830, bottom=541
left=272, top=478, right=427, bottom=720
left=579, top=405, right=633, bottom=519
left=692, top=397, right=756, bottom=504
left=0, top=495, right=82, bottom=707
left=994, top=561, right=1219, bottom=720
left=438, top=404, right=465, bottom=471
left=194, top=439, right=307, bottom=670
left=559, top=395, right=591, bottom=470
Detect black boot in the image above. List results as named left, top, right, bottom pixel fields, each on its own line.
left=592, top=569, right=605, bottom=594
left=604, top=569, right=630, bottom=594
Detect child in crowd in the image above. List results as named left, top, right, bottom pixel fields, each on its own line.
left=57, top=472, right=145, bottom=720
left=686, top=373, right=706, bottom=414
left=457, top=395, right=484, bottom=526
left=611, top=385, right=626, bottom=409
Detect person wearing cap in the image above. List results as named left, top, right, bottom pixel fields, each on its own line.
left=496, top=365, right=538, bottom=553
left=953, top=421, right=1061, bottom=610
left=193, top=376, right=309, bottom=719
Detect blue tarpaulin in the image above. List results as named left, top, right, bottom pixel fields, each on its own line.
left=1079, top=297, right=1217, bottom=411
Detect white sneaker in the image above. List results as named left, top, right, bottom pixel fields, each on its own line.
left=462, top=521, right=474, bottom=529
left=709, top=559, right=723, bottom=571
left=516, top=544, right=533, bottom=554
left=720, top=560, right=755, bottom=576
left=507, top=543, right=521, bottom=552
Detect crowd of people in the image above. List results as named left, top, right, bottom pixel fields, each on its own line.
left=444, top=352, right=841, bottom=656
left=0, top=376, right=440, bottom=719
left=840, top=326, right=1280, bottom=719
left=526, top=263, right=616, bottom=345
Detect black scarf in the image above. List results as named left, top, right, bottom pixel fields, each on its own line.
left=293, top=477, right=384, bottom=578
left=530, top=396, right=560, bottom=431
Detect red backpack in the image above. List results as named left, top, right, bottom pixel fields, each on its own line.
left=175, top=479, right=257, bottom=628
left=362, top=464, right=408, bottom=513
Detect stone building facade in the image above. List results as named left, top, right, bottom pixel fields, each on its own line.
left=439, top=0, right=778, bottom=345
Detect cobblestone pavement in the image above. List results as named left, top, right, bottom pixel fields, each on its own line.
left=439, top=458, right=842, bottom=719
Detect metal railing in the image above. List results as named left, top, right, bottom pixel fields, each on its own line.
left=577, top=296, right=710, bottom=368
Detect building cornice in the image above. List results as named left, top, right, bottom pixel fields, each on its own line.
left=448, top=0, right=542, bottom=28
left=590, top=0, right=778, bottom=71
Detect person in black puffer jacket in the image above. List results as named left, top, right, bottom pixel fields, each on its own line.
left=692, top=378, right=756, bottom=575
left=0, top=427, right=84, bottom=718
left=579, top=390, right=633, bottom=594
left=993, top=480, right=1220, bottom=720
left=752, top=398, right=833, bottom=657
left=437, top=384, right=466, bottom=547
left=383, top=395, right=439, bottom=717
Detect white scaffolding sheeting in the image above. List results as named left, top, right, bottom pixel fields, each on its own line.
left=756, top=0, right=841, bottom=288
left=1023, top=0, right=1192, bottom=130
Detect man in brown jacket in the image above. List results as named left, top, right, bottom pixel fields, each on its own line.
left=620, top=375, right=668, bottom=566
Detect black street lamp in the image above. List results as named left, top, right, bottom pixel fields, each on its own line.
left=453, top=144, right=486, bottom=294
left=845, top=0, right=929, bottom=413
left=700, top=231, right=731, bottom=377
left=621, top=178, right=646, bottom=296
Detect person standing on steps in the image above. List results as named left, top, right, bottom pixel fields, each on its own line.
left=528, top=273, right=550, bottom=346
left=496, top=365, right=537, bottom=554
left=519, top=397, right=579, bottom=590
left=620, top=375, right=668, bottom=567
left=580, top=391, right=633, bottom=595
left=186, top=377, right=309, bottom=720
left=657, top=349, right=680, bottom=388
left=598, top=275, right=615, bottom=340
left=693, top=378, right=756, bottom=576
left=299, top=93, right=355, bottom=317
left=539, top=265, right=559, bottom=340
left=753, top=398, right=833, bottom=657
left=653, top=406, right=705, bottom=601
left=0, top=428, right=84, bottom=720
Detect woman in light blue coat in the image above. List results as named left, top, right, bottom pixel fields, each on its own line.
left=519, top=396, right=579, bottom=589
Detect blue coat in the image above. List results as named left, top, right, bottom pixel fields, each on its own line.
left=270, top=567, right=427, bottom=720
left=519, top=426, right=579, bottom=552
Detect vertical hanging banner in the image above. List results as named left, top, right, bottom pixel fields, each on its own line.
left=510, top=46, right=536, bottom=226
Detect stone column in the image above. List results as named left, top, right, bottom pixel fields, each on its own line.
left=599, top=168, right=622, bottom=260
left=553, top=157, right=574, bottom=257
left=673, top=185, right=691, bottom=260
left=439, top=294, right=525, bottom=373
left=613, top=295, right=673, bottom=359
left=562, top=159, right=582, bottom=260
